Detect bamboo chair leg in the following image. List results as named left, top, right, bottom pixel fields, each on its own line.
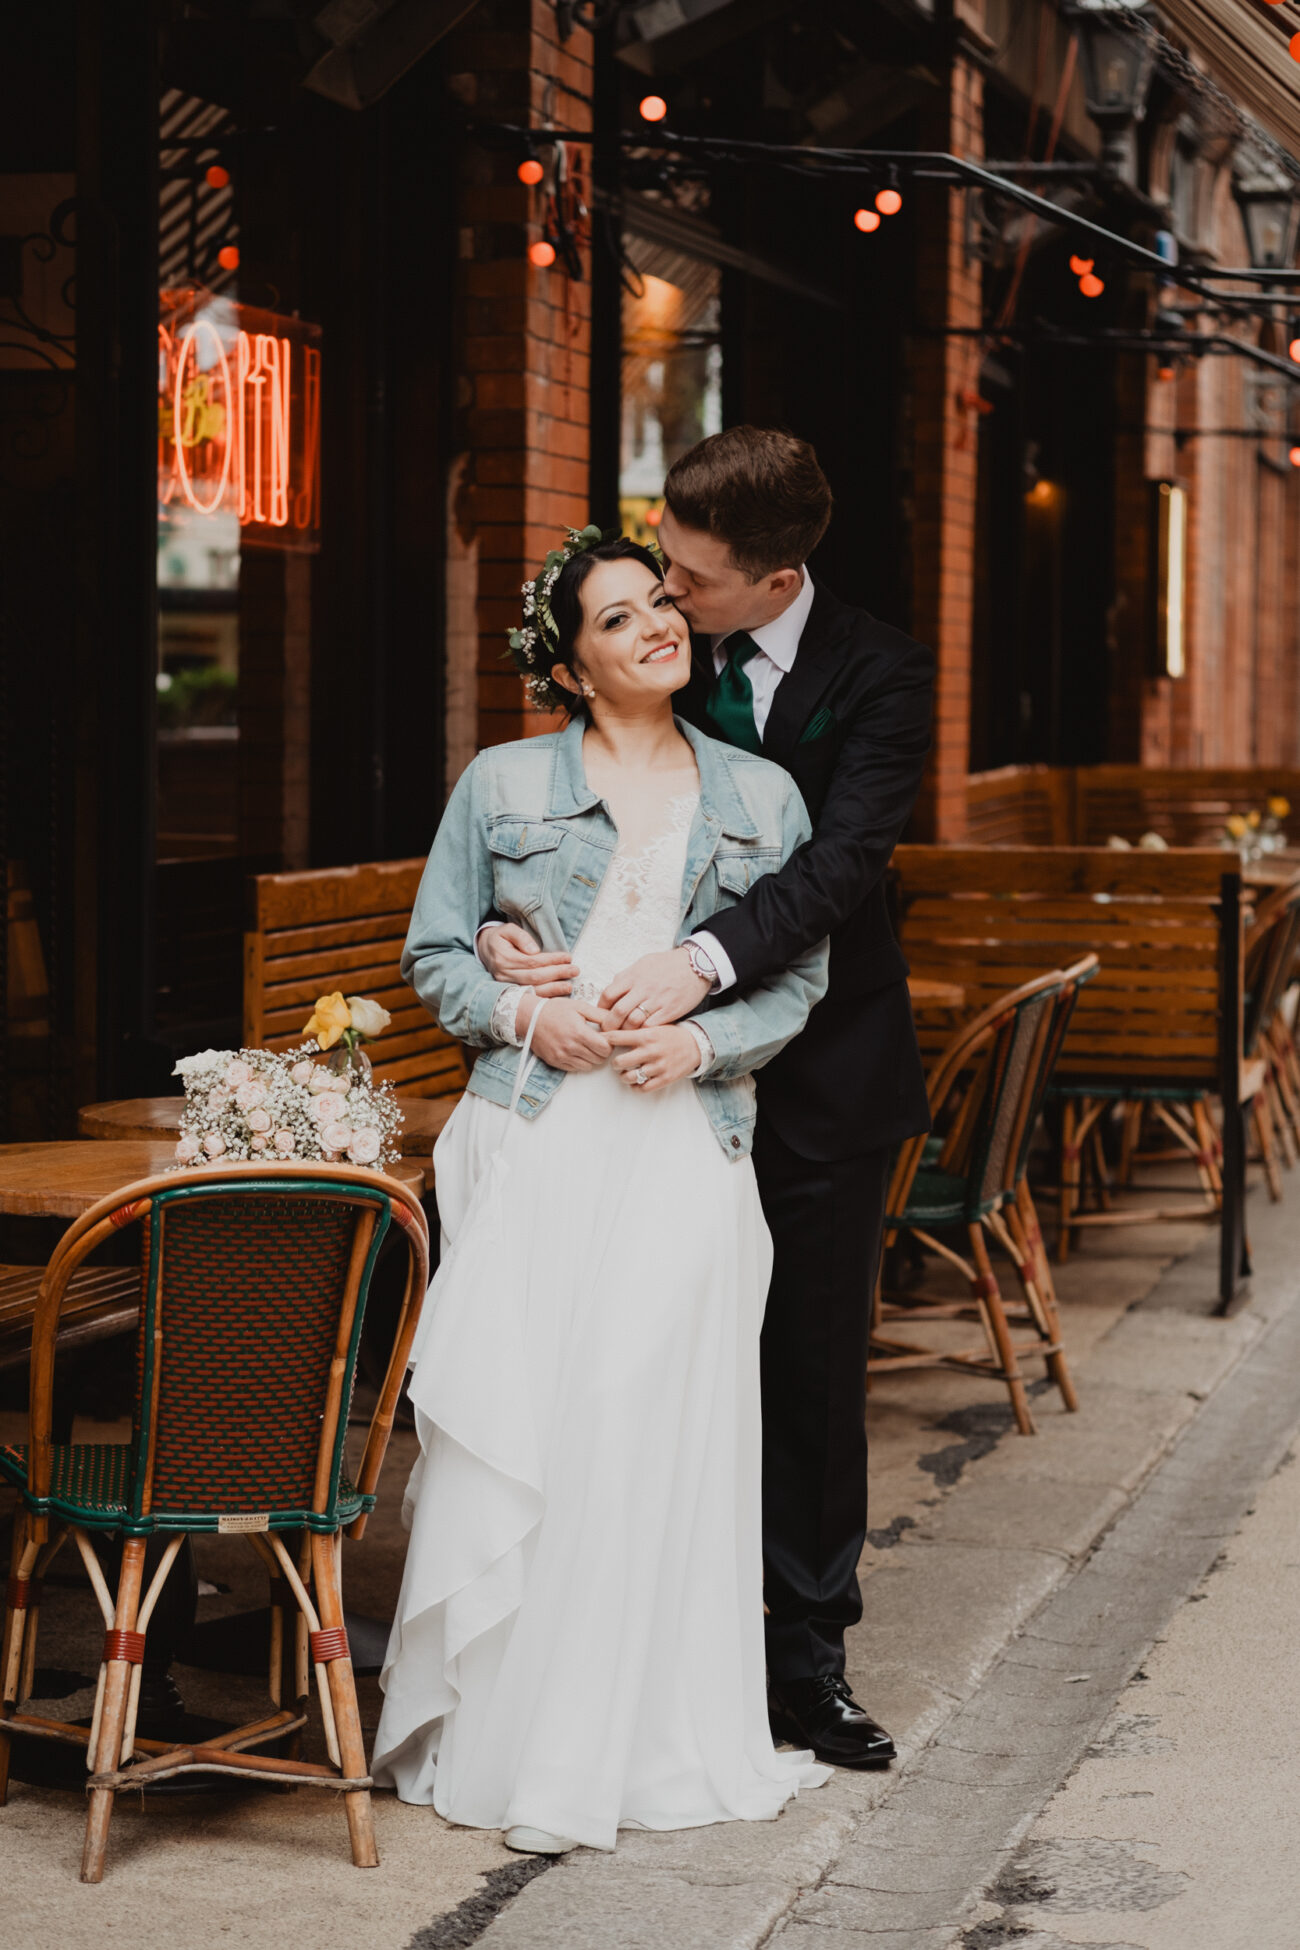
left=1118, top=1102, right=1142, bottom=1187
left=997, top=1206, right=1079, bottom=1414
left=18, top=1528, right=69, bottom=1710
left=1269, top=1077, right=1296, bottom=1169
left=1192, top=1097, right=1223, bottom=1198
left=1058, top=1099, right=1079, bottom=1261
left=968, top=1224, right=1035, bottom=1436
left=310, top=1532, right=379, bottom=1870
left=1016, top=1181, right=1061, bottom=1320
left=1254, top=1092, right=1284, bottom=1203
left=81, top=1538, right=148, bottom=1884
left=1087, top=1122, right=1113, bottom=1210
left=1275, top=1025, right=1300, bottom=1148
left=0, top=1514, right=39, bottom=1808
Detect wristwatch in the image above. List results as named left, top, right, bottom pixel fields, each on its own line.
left=684, top=939, right=719, bottom=989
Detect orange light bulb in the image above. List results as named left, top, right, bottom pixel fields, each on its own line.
left=528, top=239, right=557, bottom=268
left=853, top=207, right=881, bottom=233
left=1291, top=30, right=1300, bottom=58
left=639, top=95, right=668, bottom=123
left=645, top=505, right=662, bottom=526
left=1290, top=447, right=1300, bottom=467
left=1289, top=338, right=1300, bottom=364
left=217, top=244, right=239, bottom=271
left=205, top=164, right=230, bottom=189
left=1079, top=272, right=1105, bottom=298
left=1157, top=366, right=1175, bottom=382
left=1069, top=254, right=1094, bottom=276
left=517, top=158, right=544, bottom=186
left=875, top=187, right=902, bottom=216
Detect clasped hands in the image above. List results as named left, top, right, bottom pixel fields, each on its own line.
left=481, top=923, right=713, bottom=1093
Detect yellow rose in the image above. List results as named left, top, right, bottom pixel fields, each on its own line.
left=303, top=990, right=351, bottom=1050
left=1247, top=809, right=1262, bottom=829
left=1226, top=815, right=1247, bottom=840
left=1269, top=796, right=1290, bottom=820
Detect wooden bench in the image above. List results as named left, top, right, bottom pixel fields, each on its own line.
left=965, top=764, right=1300, bottom=850
left=0, top=1266, right=141, bottom=1374
left=895, top=845, right=1254, bottom=1311
left=243, top=859, right=467, bottom=1103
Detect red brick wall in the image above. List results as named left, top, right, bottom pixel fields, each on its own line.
left=446, top=0, right=594, bottom=753
left=908, top=40, right=985, bottom=840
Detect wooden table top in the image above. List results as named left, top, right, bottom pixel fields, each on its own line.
left=0, top=1143, right=426, bottom=1219
left=907, top=975, right=967, bottom=1011
left=79, top=1094, right=458, bottom=1158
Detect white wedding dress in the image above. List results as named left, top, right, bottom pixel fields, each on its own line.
left=372, top=791, right=829, bottom=1848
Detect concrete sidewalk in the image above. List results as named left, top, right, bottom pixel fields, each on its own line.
left=3, top=1177, right=1293, bottom=1950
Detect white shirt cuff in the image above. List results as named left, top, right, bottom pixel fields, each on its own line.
left=686, top=930, right=737, bottom=994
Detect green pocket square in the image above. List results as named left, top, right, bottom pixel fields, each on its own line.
left=799, top=706, right=836, bottom=744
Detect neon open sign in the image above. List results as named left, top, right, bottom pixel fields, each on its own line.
left=158, top=290, right=321, bottom=551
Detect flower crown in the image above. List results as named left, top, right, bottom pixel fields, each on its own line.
left=504, top=523, right=607, bottom=712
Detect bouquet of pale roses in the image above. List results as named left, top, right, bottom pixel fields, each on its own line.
left=170, top=1043, right=403, bottom=1171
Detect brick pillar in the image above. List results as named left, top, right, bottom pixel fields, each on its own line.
left=446, top=0, right=594, bottom=758
left=907, top=21, right=985, bottom=841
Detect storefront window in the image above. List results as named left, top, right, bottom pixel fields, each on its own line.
left=619, top=237, right=721, bottom=543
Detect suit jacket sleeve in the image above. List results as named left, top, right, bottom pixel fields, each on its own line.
left=700, top=636, right=934, bottom=990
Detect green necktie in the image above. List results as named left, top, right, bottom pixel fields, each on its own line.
left=705, top=632, right=764, bottom=754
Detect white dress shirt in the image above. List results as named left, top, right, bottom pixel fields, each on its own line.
left=706, top=566, right=814, bottom=738
left=690, top=568, right=814, bottom=992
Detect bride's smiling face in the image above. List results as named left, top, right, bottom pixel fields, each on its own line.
left=559, top=559, right=690, bottom=711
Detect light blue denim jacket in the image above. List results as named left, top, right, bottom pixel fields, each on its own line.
left=402, top=716, right=829, bottom=1160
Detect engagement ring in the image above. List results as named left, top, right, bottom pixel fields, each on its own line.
left=632, top=1068, right=649, bottom=1087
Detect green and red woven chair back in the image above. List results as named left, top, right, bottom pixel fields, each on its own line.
left=111, top=1179, right=392, bottom=1536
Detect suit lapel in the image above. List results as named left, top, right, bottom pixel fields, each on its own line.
left=760, top=582, right=848, bottom=764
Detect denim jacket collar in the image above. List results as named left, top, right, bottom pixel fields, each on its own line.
left=546, top=714, right=759, bottom=840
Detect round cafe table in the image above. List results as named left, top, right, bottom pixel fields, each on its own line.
left=79, top=1096, right=455, bottom=1186
left=0, top=1141, right=427, bottom=1218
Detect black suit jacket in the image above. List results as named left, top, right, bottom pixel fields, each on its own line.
left=678, top=579, right=933, bottom=1162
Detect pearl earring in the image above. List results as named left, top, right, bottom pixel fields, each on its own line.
left=581, top=681, right=596, bottom=699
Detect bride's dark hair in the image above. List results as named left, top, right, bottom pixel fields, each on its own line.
left=548, top=537, right=666, bottom=719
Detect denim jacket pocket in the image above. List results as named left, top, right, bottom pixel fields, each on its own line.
left=713, top=848, right=781, bottom=901
left=486, top=818, right=565, bottom=920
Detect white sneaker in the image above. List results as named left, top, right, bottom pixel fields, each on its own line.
left=504, top=1825, right=577, bottom=1855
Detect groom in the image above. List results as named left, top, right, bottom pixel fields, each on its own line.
left=479, top=425, right=933, bottom=1767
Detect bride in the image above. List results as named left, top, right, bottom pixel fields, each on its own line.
left=372, top=527, right=831, bottom=1854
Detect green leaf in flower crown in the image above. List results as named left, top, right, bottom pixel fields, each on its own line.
left=508, top=630, right=525, bottom=649
left=577, top=524, right=602, bottom=544
left=543, top=549, right=565, bottom=570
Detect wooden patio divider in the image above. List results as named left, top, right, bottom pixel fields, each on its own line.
left=966, top=765, right=1300, bottom=850
left=243, top=860, right=467, bottom=1101
left=893, top=845, right=1254, bottom=1311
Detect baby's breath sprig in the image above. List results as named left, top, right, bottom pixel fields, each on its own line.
left=504, top=523, right=606, bottom=712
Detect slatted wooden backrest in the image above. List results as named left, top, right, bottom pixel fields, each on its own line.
left=1071, top=767, right=1300, bottom=849
left=243, top=860, right=467, bottom=1099
left=965, top=766, right=1074, bottom=847
left=895, top=847, right=1242, bottom=1093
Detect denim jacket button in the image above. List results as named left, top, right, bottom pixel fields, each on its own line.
left=730, top=1136, right=741, bottom=1149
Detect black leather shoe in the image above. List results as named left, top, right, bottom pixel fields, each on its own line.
left=769, top=1675, right=896, bottom=1769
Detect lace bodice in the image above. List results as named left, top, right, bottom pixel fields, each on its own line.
left=570, top=792, right=698, bottom=1002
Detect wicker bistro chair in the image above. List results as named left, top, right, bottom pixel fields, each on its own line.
left=871, top=959, right=1098, bottom=1437
left=0, top=1162, right=430, bottom=1884
left=1243, top=876, right=1300, bottom=1199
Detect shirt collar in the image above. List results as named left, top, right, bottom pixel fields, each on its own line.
left=710, top=567, right=814, bottom=672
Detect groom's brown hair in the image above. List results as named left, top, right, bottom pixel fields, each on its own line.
left=663, top=425, right=832, bottom=581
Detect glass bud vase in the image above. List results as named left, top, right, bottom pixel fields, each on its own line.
left=325, top=1040, right=372, bottom=1089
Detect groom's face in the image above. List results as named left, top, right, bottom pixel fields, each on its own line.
left=659, top=509, right=789, bottom=637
